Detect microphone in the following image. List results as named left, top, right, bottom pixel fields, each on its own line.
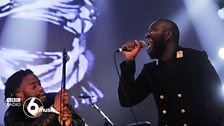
left=63, top=48, right=70, bottom=62
left=116, top=40, right=146, bottom=52
left=65, top=55, right=70, bottom=62
left=78, top=95, right=94, bottom=99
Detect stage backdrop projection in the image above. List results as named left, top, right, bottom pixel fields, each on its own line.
left=0, top=0, right=103, bottom=108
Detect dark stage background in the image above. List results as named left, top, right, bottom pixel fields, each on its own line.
left=0, top=0, right=224, bottom=126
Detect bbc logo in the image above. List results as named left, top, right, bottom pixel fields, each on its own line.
left=6, top=98, right=21, bottom=103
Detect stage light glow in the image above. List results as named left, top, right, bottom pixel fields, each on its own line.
left=218, top=8, right=224, bottom=19
left=217, top=0, right=224, bottom=19
left=218, top=48, right=224, bottom=59
left=221, top=84, right=224, bottom=97
left=183, top=0, right=224, bottom=53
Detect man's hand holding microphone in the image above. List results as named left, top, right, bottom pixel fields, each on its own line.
left=117, top=40, right=146, bottom=61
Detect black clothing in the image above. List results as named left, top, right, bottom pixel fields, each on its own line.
left=4, top=93, right=85, bottom=126
left=119, top=47, right=224, bottom=126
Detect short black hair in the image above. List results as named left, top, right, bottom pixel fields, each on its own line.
left=4, top=69, right=34, bottom=102
left=152, top=19, right=180, bottom=43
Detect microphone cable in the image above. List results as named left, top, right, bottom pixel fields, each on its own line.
left=113, top=51, right=139, bottom=126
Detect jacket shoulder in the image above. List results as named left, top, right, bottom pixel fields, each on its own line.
left=180, top=47, right=208, bottom=61
left=182, top=47, right=206, bottom=56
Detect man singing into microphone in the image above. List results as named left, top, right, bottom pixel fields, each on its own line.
left=118, top=19, right=224, bottom=125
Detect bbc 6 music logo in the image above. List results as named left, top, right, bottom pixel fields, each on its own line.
left=23, top=97, right=52, bottom=118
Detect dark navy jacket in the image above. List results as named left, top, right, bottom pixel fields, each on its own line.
left=119, top=47, right=224, bottom=126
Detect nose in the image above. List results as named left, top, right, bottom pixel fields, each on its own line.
left=145, top=36, right=151, bottom=45
left=145, top=32, right=152, bottom=41
left=145, top=32, right=153, bottom=49
left=37, top=84, right=44, bottom=92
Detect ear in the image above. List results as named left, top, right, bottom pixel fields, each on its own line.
left=16, top=91, right=25, bottom=103
left=165, top=31, right=172, bottom=40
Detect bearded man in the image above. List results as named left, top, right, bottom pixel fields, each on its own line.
left=118, top=19, right=224, bottom=126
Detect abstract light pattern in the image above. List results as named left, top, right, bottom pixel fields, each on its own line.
left=0, top=0, right=103, bottom=108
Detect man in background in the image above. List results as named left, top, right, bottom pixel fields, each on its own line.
left=4, top=69, right=85, bottom=126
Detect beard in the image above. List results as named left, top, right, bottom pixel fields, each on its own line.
left=23, top=92, right=50, bottom=107
left=147, top=37, right=167, bottom=59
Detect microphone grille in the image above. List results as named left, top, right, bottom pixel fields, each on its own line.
left=139, top=40, right=146, bottom=48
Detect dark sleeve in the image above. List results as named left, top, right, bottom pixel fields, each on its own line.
left=197, top=51, right=224, bottom=125
left=199, top=52, right=223, bottom=103
left=67, top=104, right=86, bottom=126
left=118, top=60, right=152, bottom=107
left=31, top=113, right=59, bottom=126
